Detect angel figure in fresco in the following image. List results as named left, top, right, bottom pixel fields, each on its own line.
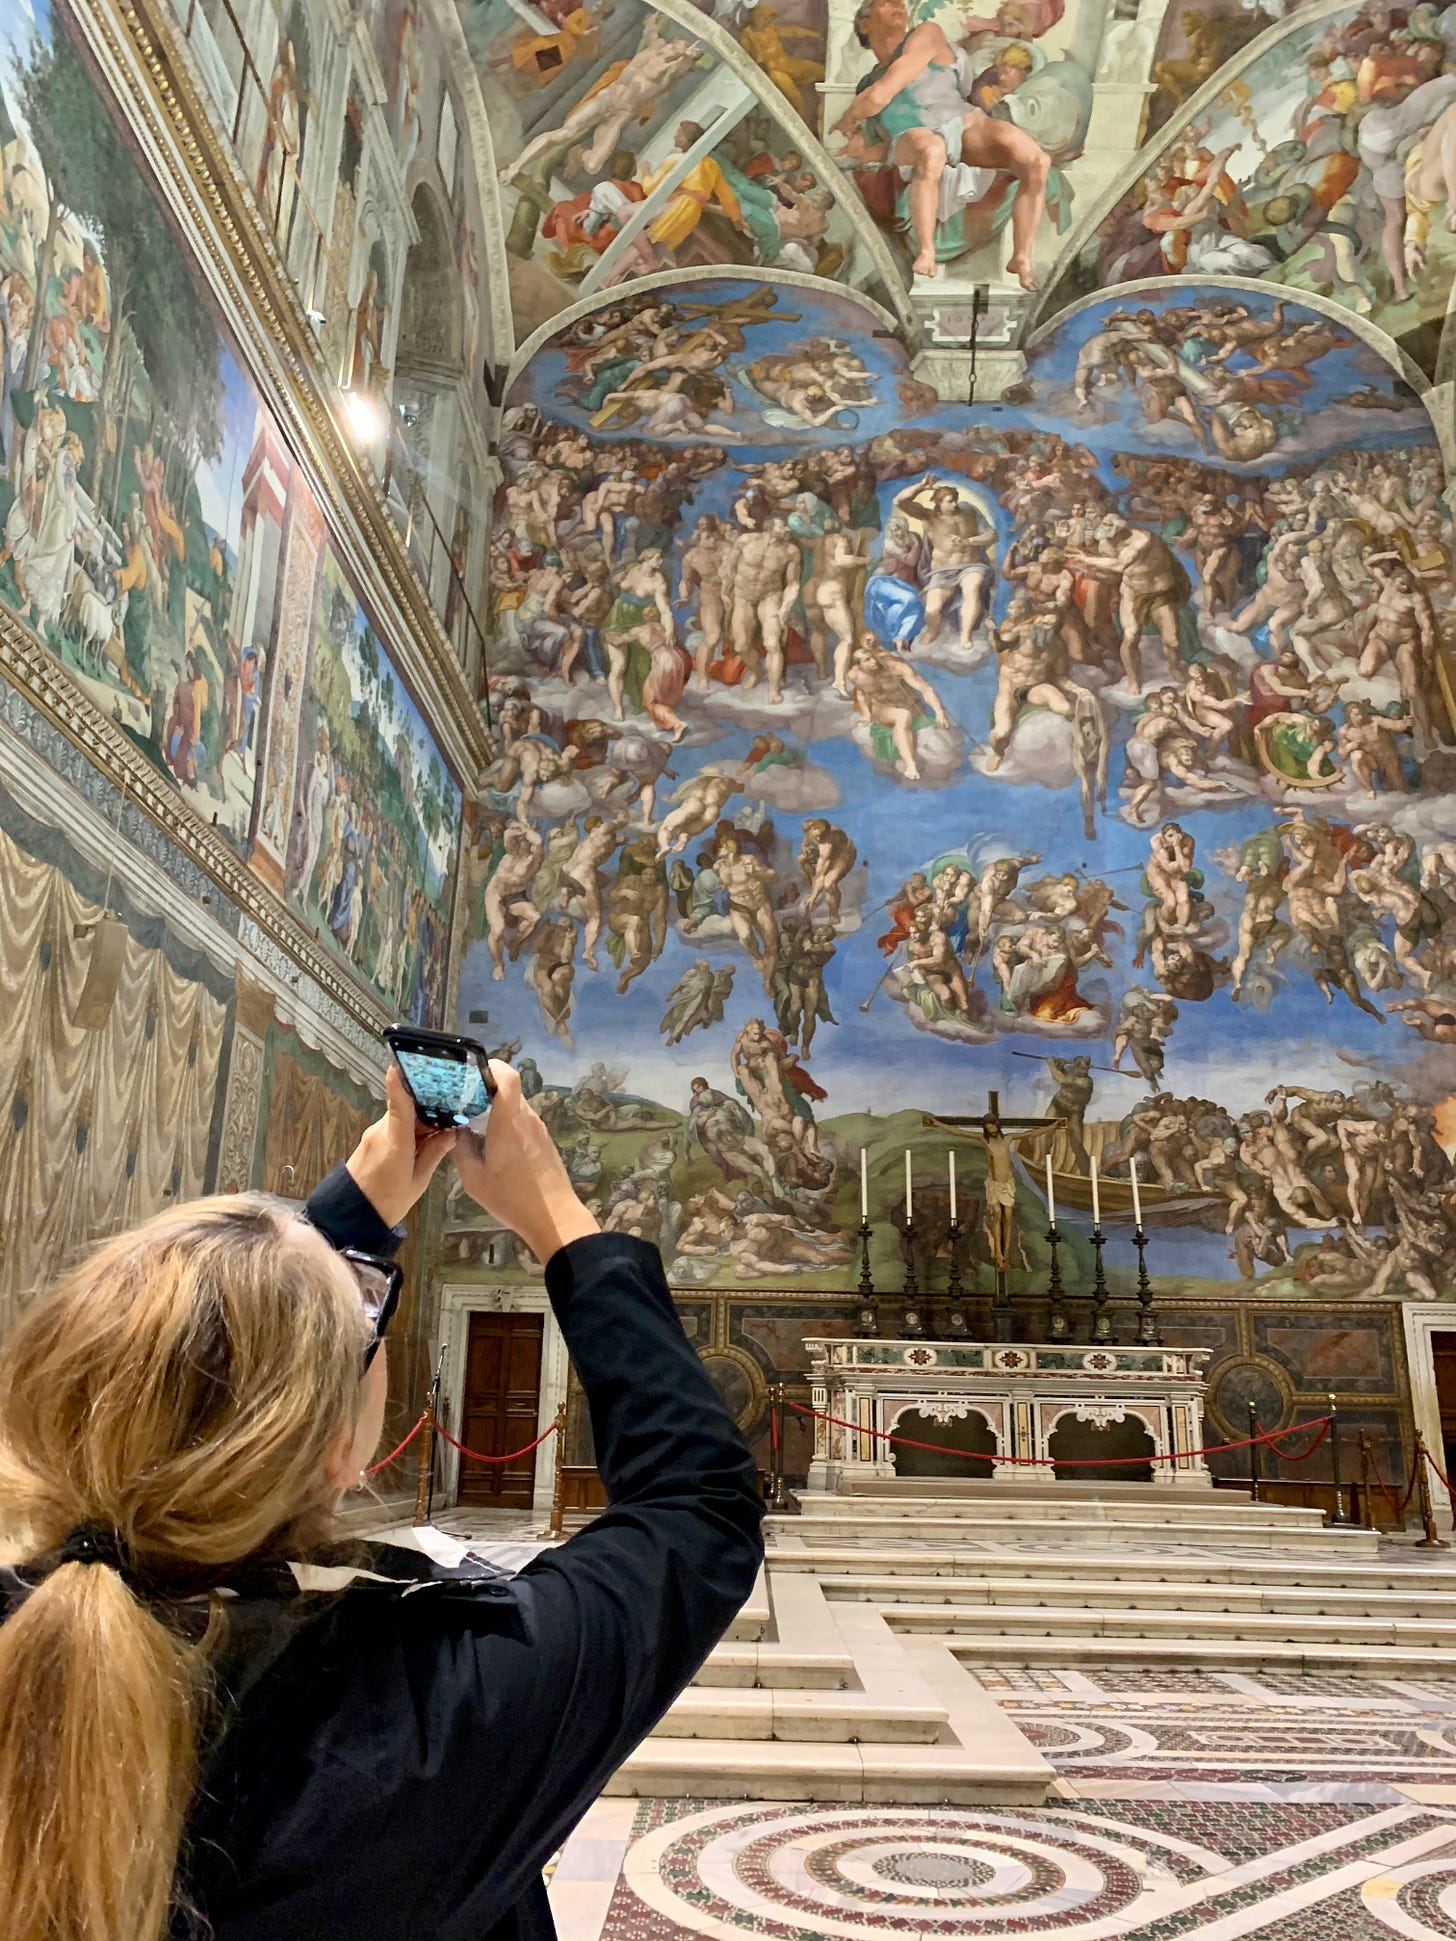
left=660, top=959, right=735, bottom=1045
left=831, top=0, right=1079, bottom=287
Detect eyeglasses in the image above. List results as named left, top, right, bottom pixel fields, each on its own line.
left=340, top=1249, right=403, bottom=1370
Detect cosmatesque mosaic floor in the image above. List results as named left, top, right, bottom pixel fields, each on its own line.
left=547, top=1671, right=1456, bottom=1941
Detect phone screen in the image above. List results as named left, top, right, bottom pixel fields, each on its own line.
left=393, top=1048, right=492, bottom=1126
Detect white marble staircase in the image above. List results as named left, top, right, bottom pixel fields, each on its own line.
left=606, top=1562, right=1056, bottom=1805
left=607, top=1481, right=1456, bottom=1801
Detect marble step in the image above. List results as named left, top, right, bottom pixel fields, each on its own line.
left=605, top=1732, right=1053, bottom=1805
left=778, top=1512, right=1379, bottom=1553
left=658, top=1685, right=946, bottom=1743
left=768, top=1546, right=1440, bottom=1589
left=791, top=1488, right=1328, bottom=1528
left=695, top=1643, right=853, bottom=1688
left=920, top=1630, right=1456, bottom=1674
left=877, top=1600, right=1456, bottom=1649
left=723, top=1563, right=770, bottom=1642
left=809, top=1571, right=1456, bottom=1619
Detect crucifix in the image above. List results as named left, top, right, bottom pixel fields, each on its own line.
left=923, top=1091, right=1063, bottom=1333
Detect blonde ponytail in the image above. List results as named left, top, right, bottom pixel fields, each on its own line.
left=0, top=1196, right=370, bottom=1941
left=0, top=1561, right=203, bottom=1941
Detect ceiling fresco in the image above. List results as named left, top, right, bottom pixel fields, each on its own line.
left=456, top=0, right=894, bottom=338
left=1041, top=0, right=1456, bottom=376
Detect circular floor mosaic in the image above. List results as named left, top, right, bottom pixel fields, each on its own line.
left=620, top=1802, right=1219, bottom=1940
left=1362, top=1856, right=1456, bottom=1939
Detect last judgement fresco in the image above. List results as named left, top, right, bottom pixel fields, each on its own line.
left=453, top=271, right=1456, bottom=1309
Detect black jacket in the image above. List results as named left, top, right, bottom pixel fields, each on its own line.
left=2, top=1168, right=764, bottom=1940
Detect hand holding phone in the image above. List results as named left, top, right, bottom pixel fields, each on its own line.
left=384, top=1026, right=497, bottom=1131
left=345, top=1065, right=457, bottom=1230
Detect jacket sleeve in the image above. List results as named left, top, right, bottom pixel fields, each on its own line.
left=223, top=1233, right=764, bottom=1940
left=427, top=1232, right=765, bottom=1930
left=300, top=1162, right=406, bottom=1258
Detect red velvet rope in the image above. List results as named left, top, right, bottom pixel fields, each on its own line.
left=789, top=1400, right=1332, bottom=1469
left=432, top=1418, right=560, bottom=1466
left=365, top=1410, right=429, bottom=1477
left=1424, top=1441, right=1456, bottom=1505
left=1358, top=1432, right=1416, bottom=1521
left=365, top=1413, right=558, bottom=1477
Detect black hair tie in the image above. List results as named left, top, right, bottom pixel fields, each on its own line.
left=58, top=1526, right=129, bottom=1571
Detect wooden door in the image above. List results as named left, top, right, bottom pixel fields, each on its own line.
left=457, top=1313, right=545, bottom=1507
left=1432, top=1331, right=1456, bottom=1482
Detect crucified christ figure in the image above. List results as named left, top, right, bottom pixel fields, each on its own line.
left=926, top=1092, right=1063, bottom=1276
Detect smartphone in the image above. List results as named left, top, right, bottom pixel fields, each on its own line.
left=383, top=1026, right=497, bottom=1130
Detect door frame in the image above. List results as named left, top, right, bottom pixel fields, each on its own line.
left=438, top=1283, right=567, bottom=1516
left=1402, top=1303, right=1456, bottom=1534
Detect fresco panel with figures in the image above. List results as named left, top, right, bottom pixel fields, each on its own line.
left=0, top=0, right=460, bottom=1023
left=1048, top=0, right=1456, bottom=374
left=459, top=276, right=1456, bottom=1312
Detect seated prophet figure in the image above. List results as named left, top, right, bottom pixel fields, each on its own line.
left=831, top=0, right=1056, bottom=286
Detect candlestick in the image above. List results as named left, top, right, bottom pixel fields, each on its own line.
left=1090, top=1154, right=1100, bottom=1227
left=1132, top=1223, right=1160, bottom=1346
left=949, top=1151, right=957, bottom=1223
left=1089, top=1218, right=1112, bottom=1344
left=900, top=1204, right=923, bottom=1337
left=856, top=1218, right=878, bottom=1337
left=1129, top=1157, right=1142, bottom=1230
left=945, top=1211, right=966, bottom=1318
left=1044, top=1215, right=1069, bottom=1341
left=1045, top=1153, right=1056, bottom=1229
left=904, top=1150, right=913, bottom=1220
left=860, top=1148, right=868, bottom=1221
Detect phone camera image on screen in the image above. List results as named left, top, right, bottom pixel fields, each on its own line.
left=394, top=1050, right=491, bottom=1126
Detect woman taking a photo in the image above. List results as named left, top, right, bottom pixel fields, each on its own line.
left=0, top=1061, right=764, bottom=1941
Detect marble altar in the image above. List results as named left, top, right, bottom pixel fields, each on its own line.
left=804, top=1337, right=1213, bottom=1491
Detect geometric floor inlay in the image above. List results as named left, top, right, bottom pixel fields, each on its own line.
left=592, top=1798, right=1456, bottom=1940
left=990, top=1669, right=1456, bottom=1787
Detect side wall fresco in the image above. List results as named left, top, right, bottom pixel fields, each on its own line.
left=460, top=276, right=1456, bottom=1330
left=0, top=0, right=461, bottom=1023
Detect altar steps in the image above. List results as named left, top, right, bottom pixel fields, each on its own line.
left=766, top=1545, right=1455, bottom=1593
left=793, top=1481, right=1334, bottom=1524
left=606, top=1564, right=1056, bottom=1805
left=778, top=1511, right=1377, bottom=1553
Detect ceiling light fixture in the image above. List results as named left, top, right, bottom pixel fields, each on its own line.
left=342, top=388, right=383, bottom=443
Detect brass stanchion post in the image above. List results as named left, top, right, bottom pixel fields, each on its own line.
left=766, top=1377, right=794, bottom=1515
left=413, top=1344, right=446, bottom=1526
left=539, top=1399, right=569, bottom=1542
left=1247, top=1399, right=1260, bottom=1504
left=1327, top=1395, right=1355, bottom=1527
left=1357, top=1435, right=1376, bottom=1532
left=1415, top=1431, right=1450, bottom=1549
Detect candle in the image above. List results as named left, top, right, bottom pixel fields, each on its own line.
left=949, top=1151, right=957, bottom=1223
left=1090, top=1154, right=1101, bottom=1228
left=1130, top=1157, right=1143, bottom=1231
left=1045, top=1153, right=1056, bottom=1229
left=860, top=1149, right=868, bottom=1221
left=905, top=1150, right=913, bottom=1220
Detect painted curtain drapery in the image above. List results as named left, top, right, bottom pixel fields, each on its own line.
left=0, top=822, right=226, bottom=1325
